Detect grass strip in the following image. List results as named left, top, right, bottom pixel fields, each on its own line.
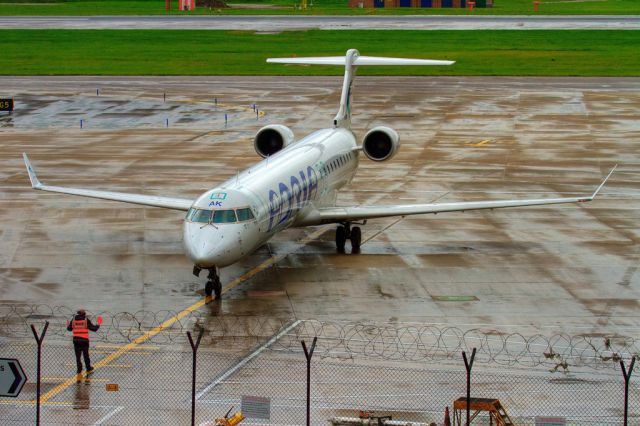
left=0, top=0, right=639, bottom=15
left=1, top=29, right=638, bottom=76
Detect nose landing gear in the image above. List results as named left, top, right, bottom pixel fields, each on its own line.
left=193, top=266, right=222, bottom=298
left=336, top=222, right=363, bottom=254
left=205, top=268, right=222, bottom=298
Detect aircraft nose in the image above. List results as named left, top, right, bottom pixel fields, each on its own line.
left=183, top=221, right=248, bottom=268
left=184, top=223, right=219, bottom=268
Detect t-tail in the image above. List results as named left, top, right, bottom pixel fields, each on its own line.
left=267, top=49, right=454, bottom=129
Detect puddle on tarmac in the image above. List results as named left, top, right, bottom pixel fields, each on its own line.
left=0, top=94, right=252, bottom=129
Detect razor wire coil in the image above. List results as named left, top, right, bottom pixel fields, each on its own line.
left=0, top=304, right=637, bottom=371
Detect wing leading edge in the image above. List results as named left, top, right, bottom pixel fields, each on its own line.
left=301, top=166, right=617, bottom=225
left=23, top=153, right=193, bottom=211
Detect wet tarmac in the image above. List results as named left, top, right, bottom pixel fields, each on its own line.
left=0, top=76, right=639, bottom=336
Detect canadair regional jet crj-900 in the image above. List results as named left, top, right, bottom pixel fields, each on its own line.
left=23, top=49, right=616, bottom=298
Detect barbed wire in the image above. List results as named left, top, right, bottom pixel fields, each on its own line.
left=0, top=304, right=637, bottom=371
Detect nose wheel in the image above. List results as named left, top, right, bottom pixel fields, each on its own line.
left=336, top=223, right=362, bottom=254
left=198, top=268, right=222, bottom=298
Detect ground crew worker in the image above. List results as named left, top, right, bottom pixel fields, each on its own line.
left=67, top=309, right=100, bottom=374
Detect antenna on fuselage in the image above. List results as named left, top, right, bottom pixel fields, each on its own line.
left=266, top=49, right=455, bottom=130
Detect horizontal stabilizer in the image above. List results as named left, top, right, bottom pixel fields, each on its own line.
left=267, top=56, right=454, bottom=66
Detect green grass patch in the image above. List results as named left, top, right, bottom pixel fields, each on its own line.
left=1, top=29, right=638, bottom=76
left=0, top=0, right=639, bottom=15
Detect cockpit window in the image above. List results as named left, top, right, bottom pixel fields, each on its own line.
left=236, top=208, right=255, bottom=222
left=213, top=209, right=237, bottom=224
left=188, top=208, right=212, bottom=223
left=187, top=207, right=255, bottom=224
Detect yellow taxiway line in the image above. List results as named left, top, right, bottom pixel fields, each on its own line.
left=38, top=225, right=331, bottom=404
left=468, top=139, right=493, bottom=147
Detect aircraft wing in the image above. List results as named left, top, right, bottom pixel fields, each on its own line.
left=23, top=153, right=193, bottom=211
left=302, top=166, right=616, bottom=225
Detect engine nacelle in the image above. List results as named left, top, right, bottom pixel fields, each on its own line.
left=254, top=125, right=295, bottom=158
left=362, top=126, right=400, bottom=161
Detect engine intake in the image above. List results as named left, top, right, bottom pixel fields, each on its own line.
left=362, top=126, right=400, bottom=161
left=254, top=125, right=295, bottom=158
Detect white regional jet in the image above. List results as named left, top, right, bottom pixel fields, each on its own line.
left=23, top=49, right=616, bottom=298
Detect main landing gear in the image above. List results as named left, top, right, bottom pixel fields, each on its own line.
left=335, top=222, right=363, bottom=254
left=193, top=266, right=222, bottom=298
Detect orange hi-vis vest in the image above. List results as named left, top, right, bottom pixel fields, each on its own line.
left=72, top=319, right=89, bottom=339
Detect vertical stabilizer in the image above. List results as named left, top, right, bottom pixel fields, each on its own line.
left=333, top=48, right=359, bottom=129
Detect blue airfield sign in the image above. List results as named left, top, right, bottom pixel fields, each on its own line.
left=0, top=358, right=27, bottom=398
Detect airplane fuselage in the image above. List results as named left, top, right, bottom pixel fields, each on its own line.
left=183, top=127, right=359, bottom=268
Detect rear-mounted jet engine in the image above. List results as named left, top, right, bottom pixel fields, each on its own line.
left=362, top=126, right=400, bottom=161
left=254, top=124, right=295, bottom=158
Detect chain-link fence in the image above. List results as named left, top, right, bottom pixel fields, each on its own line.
left=1, top=307, right=639, bottom=425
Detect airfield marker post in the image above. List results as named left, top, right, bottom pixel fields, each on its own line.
left=80, top=119, right=83, bottom=129
left=301, top=337, right=317, bottom=426
left=620, top=356, right=636, bottom=426
left=30, top=321, right=49, bottom=426
left=187, top=329, right=204, bottom=426
left=462, top=348, right=476, bottom=426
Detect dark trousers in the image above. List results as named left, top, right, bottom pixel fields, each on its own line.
left=73, top=339, right=92, bottom=373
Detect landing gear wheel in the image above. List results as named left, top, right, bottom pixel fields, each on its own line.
left=205, top=280, right=214, bottom=297
left=336, top=225, right=346, bottom=253
left=350, top=226, right=362, bottom=254
left=213, top=279, right=222, bottom=299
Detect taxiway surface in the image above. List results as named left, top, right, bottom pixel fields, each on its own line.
left=1, top=76, right=638, bottom=335
left=1, top=15, right=639, bottom=30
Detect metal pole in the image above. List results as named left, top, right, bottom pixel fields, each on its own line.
left=187, top=329, right=204, bottom=426
left=620, top=356, right=636, bottom=426
left=301, top=337, right=317, bottom=426
left=30, top=321, right=49, bottom=426
left=462, top=348, right=476, bottom=426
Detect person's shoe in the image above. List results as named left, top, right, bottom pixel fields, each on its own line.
left=86, top=367, right=94, bottom=374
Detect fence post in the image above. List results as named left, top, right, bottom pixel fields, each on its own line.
left=462, top=347, right=476, bottom=426
left=30, top=321, right=49, bottom=426
left=187, top=329, right=204, bottom=426
left=301, top=337, right=317, bottom=426
left=620, top=356, right=636, bottom=426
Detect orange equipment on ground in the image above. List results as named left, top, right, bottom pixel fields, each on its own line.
left=214, top=411, right=245, bottom=426
left=452, top=398, right=514, bottom=426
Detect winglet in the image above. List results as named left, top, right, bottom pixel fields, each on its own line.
left=22, top=153, right=43, bottom=189
left=588, top=164, right=617, bottom=201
